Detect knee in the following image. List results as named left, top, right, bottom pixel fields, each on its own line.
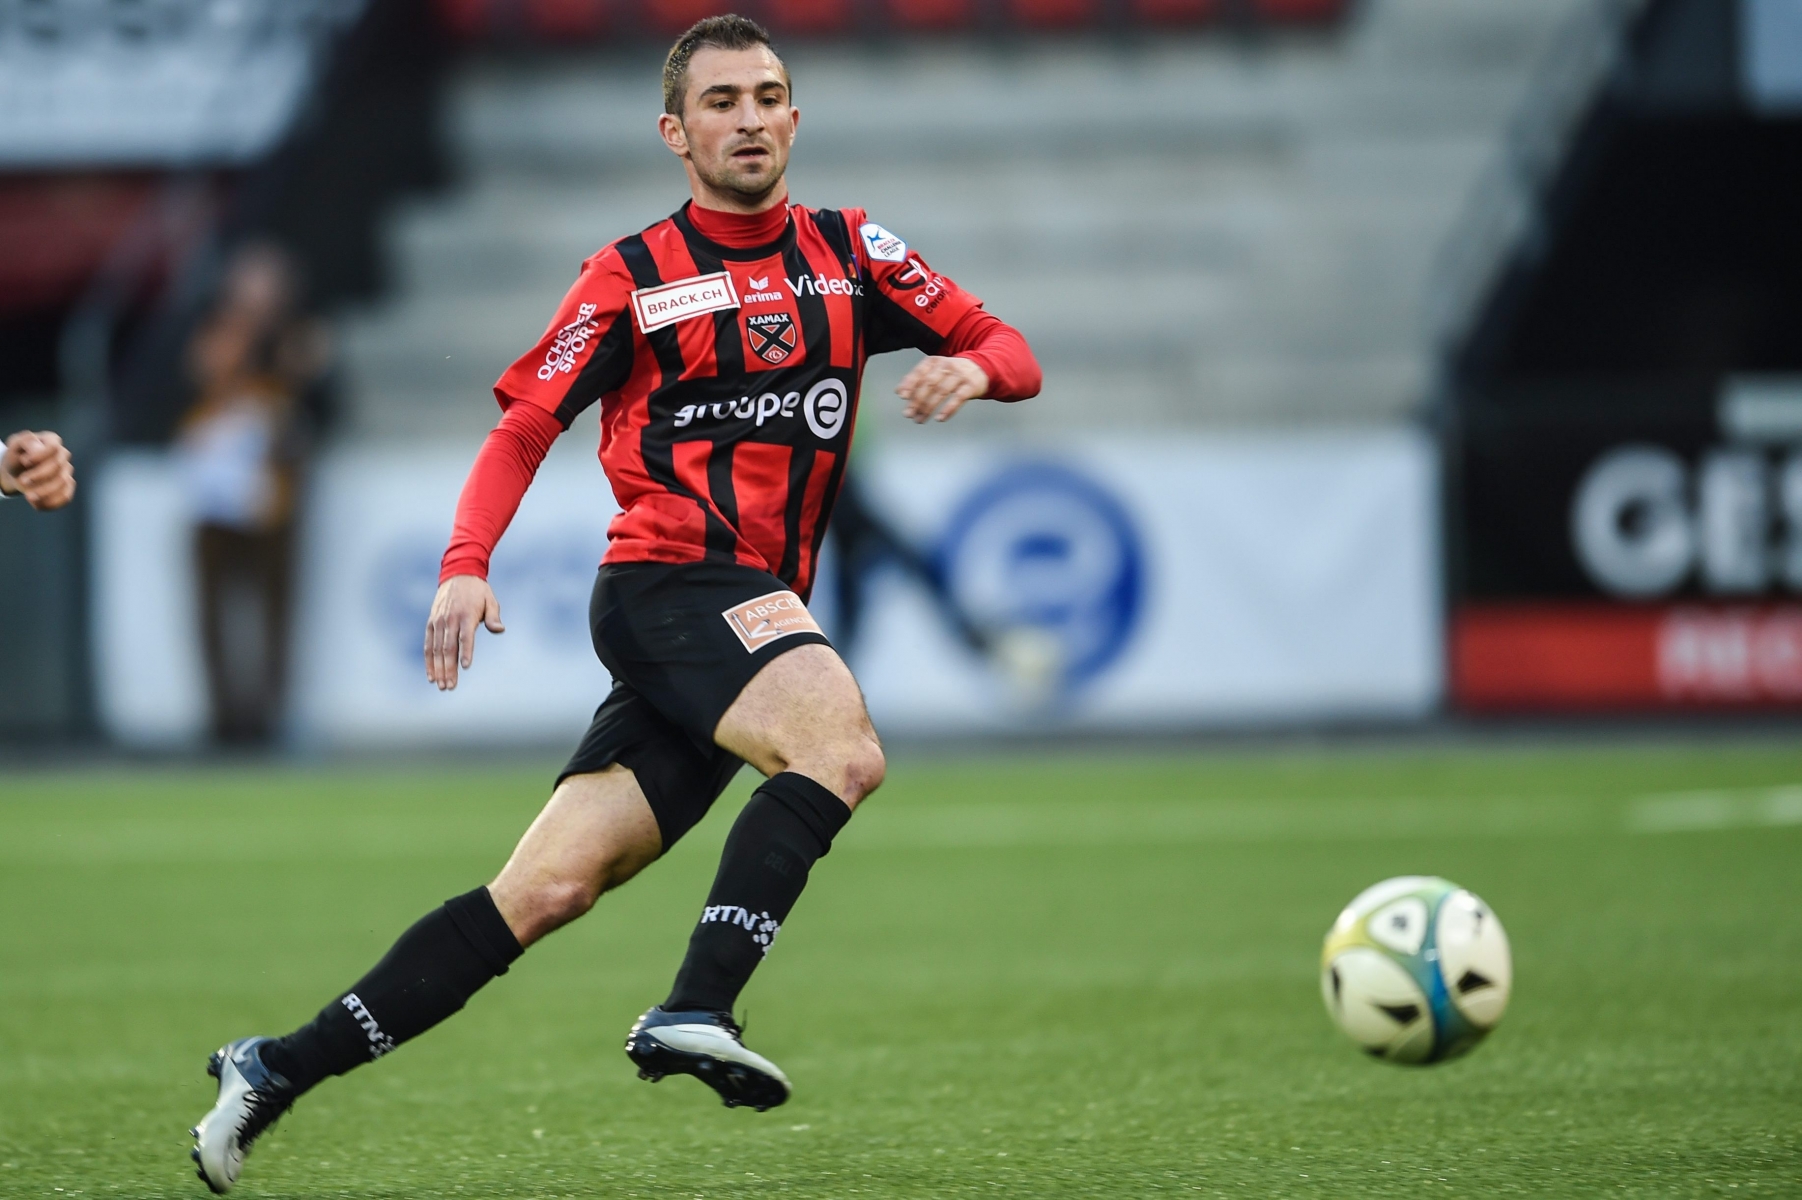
left=518, top=878, right=599, bottom=942
left=840, top=737, right=886, bottom=807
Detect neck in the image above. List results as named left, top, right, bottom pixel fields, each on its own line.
left=688, top=170, right=789, bottom=216
left=687, top=197, right=791, bottom=249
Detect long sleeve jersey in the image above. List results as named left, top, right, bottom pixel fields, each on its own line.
left=439, top=200, right=1042, bottom=598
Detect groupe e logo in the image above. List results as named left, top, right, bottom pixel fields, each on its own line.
left=670, top=378, right=850, bottom=440
left=937, top=462, right=1145, bottom=694
left=1572, top=444, right=1802, bottom=597
left=804, top=378, right=848, bottom=439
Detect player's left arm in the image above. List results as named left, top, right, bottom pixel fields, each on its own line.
left=0, top=430, right=76, bottom=510
left=854, top=216, right=1042, bottom=424
left=897, top=309, right=1041, bottom=424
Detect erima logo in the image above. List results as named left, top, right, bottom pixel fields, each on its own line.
left=341, top=993, right=396, bottom=1059
left=700, top=904, right=781, bottom=954
left=631, top=272, right=739, bottom=333
left=787, top=272, right=863, bottom=298
left=536, top=302, right=599, bottom=381
left=860, top=221, right=907, bottom=262
left=741, top=274, right=785, bottom=304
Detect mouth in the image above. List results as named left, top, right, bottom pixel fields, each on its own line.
left=730, top=145, right=772, bottom=164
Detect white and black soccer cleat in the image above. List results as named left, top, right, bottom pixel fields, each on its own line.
left=626, top=1007, right=792, bottom=1111
left=189, top=1037, right=296, bottom=1194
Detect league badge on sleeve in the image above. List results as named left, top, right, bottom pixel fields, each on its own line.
left=859, top=222, right=908, bottom=263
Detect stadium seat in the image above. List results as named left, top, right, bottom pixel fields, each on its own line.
left=765, top=0, right=857, bottom=34
left=0, top=177, right=159, bottom=317
left=643, top=0, right=742, bottom=36
left=524, top=0, right=609, bottom=38
left=1128, top=0, right=1220, bottom=24
left=432, top=0, right=490, bottom=37
left=880, top=0, right=979, bottom=31
left=1250, top=0, right=1346, bottom=22
left=1006, top=0, right=1103, bottom=27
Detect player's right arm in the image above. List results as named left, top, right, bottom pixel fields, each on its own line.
left=425, top=249, right=636, bottom=691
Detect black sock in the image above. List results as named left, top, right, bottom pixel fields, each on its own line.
left=260, top=887, right=522, bottom=1095
left=665, top=772, right=851, bottom=1015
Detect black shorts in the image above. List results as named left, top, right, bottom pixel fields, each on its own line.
left=558, top=561, right=833, bottom=849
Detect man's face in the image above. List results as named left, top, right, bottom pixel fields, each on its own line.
left=661, top=45, right=797, bottom=206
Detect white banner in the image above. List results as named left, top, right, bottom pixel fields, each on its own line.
left=91, top=431, right=1441, bottom=747
left=844, top=431, right=1442, bottom=732
left=91, top=451, right=208, bottom=745
left=91, top=444, right=619, bottom=748
left=288, top=445, right=616, bottom=747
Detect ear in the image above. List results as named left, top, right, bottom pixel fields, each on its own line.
left=658, top=111, right=689, bottom=159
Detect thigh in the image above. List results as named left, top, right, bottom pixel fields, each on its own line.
left=562, top=681, right=745, bottom=850
left=489, top=765, right=662, bottom=946
left=713, top=642, right=881, bottom=803
left=590, top=562, right=832, bottom=746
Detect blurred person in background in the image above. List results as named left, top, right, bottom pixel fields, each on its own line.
left=824, top=471, right=986, bottom=661
left=176, top=241, right=331, bottom=746
left=0, top=430, right=76, bottom=510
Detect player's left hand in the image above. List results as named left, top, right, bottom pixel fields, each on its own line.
left=0, top=430, right=76, bottom=511
left=897, top=356, right=988, bottom=424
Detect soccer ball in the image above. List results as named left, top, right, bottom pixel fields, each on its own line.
left=1320, top=876, right=1511, bottom=1065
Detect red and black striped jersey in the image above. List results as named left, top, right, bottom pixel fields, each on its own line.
left=493, top=202, right=989, bottom=600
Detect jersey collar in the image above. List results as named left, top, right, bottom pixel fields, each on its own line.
left=674, top=201, right=797, bottom=261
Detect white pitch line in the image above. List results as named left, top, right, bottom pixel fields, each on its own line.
left=1627, top=786, right=1802, bottom=833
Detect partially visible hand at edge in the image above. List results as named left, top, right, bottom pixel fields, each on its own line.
left=1, top=430, right=76, bottom=511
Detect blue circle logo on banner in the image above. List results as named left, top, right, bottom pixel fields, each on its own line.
left=937, top=461, right=1145, bottom=689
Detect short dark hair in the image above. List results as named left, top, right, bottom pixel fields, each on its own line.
left=662, top=14, right=789, bottom=118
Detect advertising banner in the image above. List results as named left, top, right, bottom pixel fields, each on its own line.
left=92, top=445, right=617, bottom=748
left=91, top=451, right=208, bottom=745
left=93, top=430, right=1442, bottom=747
left=846, top=433, right=1440, bottom=733
left=289, top=445, right=616, bottom=746
left=1452, top=378, right=1802, bottom=709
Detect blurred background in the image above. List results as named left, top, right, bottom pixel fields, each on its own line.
left=4, top=0, right=1802, bottom=753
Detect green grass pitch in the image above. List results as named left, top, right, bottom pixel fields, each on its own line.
left=3, top=743, right=1800, bottom=1197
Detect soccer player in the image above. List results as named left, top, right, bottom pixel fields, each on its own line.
left=0, top=429, right=76, bottom=510
left=189, top=15, right=1040, bottom=1193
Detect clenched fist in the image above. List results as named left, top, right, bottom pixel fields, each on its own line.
left=896, top=356, right=989, bottom=424
left=1, top=430, right=76, bottom=511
